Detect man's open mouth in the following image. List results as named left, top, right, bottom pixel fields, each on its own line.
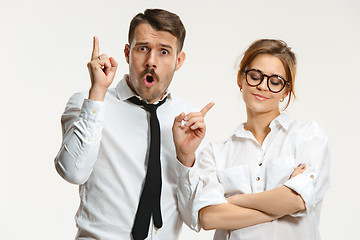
left=146, top=75, right=154, bottom=83
left=144, top=74, right=156, bottom=87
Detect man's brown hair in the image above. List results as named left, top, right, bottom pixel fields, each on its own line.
left=128, top=9, right=186, bottom=53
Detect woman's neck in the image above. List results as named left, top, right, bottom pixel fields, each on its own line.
left=244, top=109, right=280, bottom=146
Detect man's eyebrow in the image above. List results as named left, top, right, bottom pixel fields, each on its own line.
left=160, top=44, right=173, bottom=50
left=133, top=42, right=174, bottom=50
left=134, top=42, right=149, bottom=46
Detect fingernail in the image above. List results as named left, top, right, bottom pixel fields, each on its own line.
left=181, top=120, right=185, bottom=127
left=184, top=116, right=189, bottom=121
left=297, top=163, right=303, bottom=167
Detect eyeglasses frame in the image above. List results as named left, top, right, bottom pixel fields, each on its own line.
left=244, top=69, right=290, bottom=93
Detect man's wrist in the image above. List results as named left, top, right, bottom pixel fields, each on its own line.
left=89, top=86, right=108, bottom=101
left=176, top=153, right=195, bottom=167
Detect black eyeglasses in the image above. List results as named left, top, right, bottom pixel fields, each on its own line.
left=244, top=69, right=290, bottom=93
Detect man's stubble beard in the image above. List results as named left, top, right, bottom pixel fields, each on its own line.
left=128, top=65, right=176, bottom=102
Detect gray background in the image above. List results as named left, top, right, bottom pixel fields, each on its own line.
left=1, top=0, right=359, bottom=239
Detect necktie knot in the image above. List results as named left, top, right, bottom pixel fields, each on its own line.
left=128, top=96, right=167, bottom=113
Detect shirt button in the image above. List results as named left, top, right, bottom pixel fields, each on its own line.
left=87, top=138, right=91, bottom=142
left=155, top=229, right=158, bottom=234
left=259, top=163, right=262, bottom=167
left=256, top=177, right=260, bottom=181
left=190, top=173, right=194, bottom=178
left=310, top=175, right=314, bottom=179
left=92, top=109, right=98, bottom=114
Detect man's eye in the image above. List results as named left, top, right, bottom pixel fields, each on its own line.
left=139, top=46, right=147, bottom=51
left=161, top=49, right=169, bottom=55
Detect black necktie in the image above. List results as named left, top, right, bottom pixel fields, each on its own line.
left=129, top=96, right=167, bottom=240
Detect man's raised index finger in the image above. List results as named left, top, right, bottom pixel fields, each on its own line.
left=200, top=102, right=215, bottom=116
left=91, top=36, right=100, bottom=60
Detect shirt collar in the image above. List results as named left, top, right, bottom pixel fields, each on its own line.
left=115, top=74, right=172, bottom=103
left=270, top=113, right=291, bottom=131
left=234, top=113, right=292, bottom=138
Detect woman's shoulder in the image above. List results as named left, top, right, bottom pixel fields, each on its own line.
left=290, top=118, right=328, bottom=140
left=203, top=124, right=245, bottom=153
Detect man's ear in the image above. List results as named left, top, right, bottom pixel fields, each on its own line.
left=175, top=51, right=186, bottom=71
left=124, top=44, right=130, bottom=64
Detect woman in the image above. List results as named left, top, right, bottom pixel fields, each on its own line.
left=173, top=39, right=330, bottom=239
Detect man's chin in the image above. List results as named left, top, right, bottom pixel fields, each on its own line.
left=140, top=92, right=165, bottom=104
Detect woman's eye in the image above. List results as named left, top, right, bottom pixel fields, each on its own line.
left=270, top=78, right=283, bottom=86
left=251, top=75, right=260, bottom=80
left=161, top=49, right=169, bottom=55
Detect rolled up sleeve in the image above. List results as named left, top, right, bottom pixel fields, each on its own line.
left=284, top=122, right=331, bottom=217
left=177, top=143, right=227, bottom=231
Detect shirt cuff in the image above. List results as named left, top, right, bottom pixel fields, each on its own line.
left=283, top=168, right=317, bottom=217
left=79, top=99, right=106, bottom=123
left=176, top=159, right=200, bottom=186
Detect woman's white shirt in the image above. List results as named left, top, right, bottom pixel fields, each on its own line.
left=177, top=113, right=330, bottom=240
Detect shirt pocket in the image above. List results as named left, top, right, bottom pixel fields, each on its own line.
left=217, top=165, right=252, bottom=196
left=266, top=155, right=296, bottom=190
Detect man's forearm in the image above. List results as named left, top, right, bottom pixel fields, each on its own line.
left=227, top=186, right=306, bottom=216
left=55, top=95, right=104, bottom=185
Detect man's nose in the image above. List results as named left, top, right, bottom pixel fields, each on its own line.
left=146, top=51, right=157, bottom=69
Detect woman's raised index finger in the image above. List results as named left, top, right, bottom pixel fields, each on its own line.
left=200, top=102, right=215, bottom=116
left=91, top=36, right=100, bottom=60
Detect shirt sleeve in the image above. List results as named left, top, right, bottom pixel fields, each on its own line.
left=284, top=121, right=331, bottom=217
left=54, top=92, right=105, bottom=185
left=176, top=143, right=227, bottom=231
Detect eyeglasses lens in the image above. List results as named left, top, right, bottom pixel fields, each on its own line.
left=247, top=70, right=262, bottom=85
left=268, top=76, right=285, bottom=92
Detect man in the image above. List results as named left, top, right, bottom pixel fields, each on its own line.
left=55, top=9, right=212, bottom=240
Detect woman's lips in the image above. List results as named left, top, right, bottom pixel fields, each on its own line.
left=253, top=94, right=269, bottom=101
